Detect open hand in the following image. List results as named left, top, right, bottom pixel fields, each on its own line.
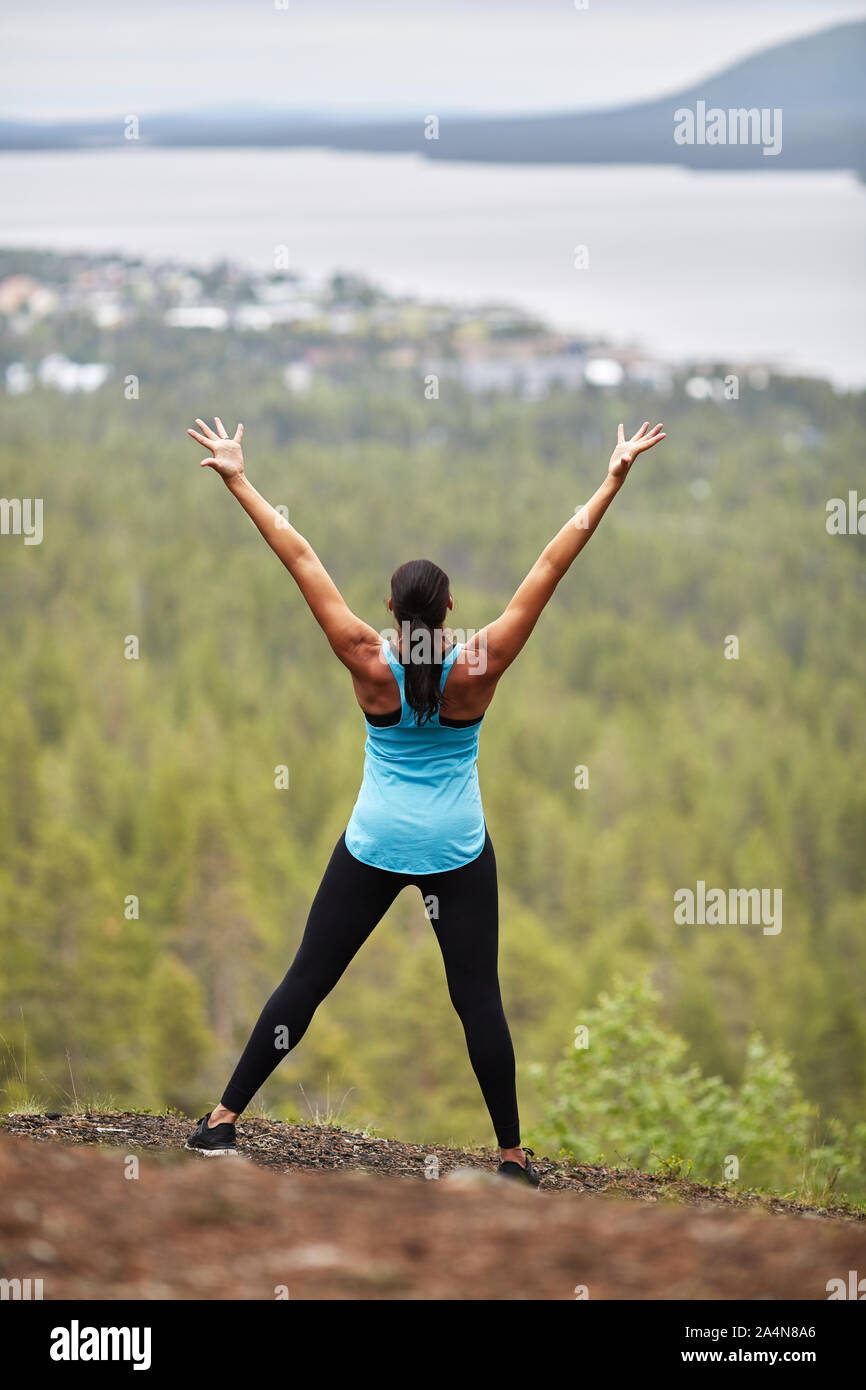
left=187, top=417, right=245, bottom=480
left=608, top=421, right=666, bottom=482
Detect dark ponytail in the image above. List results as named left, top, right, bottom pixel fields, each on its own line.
left=390, top=559, right=451, bottom=726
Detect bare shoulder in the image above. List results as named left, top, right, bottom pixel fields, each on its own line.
left=440, top=643, right=499, bottom=719
left=349, top=633, right=400, bottom=714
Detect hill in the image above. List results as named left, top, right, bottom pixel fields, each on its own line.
left=1, top=22, right=863, bottom=169
left=1, top=249, right=865, bottom=1203
left=1, top=1112, right=863, bottom=1300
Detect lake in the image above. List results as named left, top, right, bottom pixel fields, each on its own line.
left=1, top=148, right=864, bottom=386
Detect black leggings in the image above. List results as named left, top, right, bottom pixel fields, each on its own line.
left=221, top=828, right=520, bottom=1148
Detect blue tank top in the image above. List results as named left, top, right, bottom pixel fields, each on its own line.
left=345, top=638, right=486, bottom=874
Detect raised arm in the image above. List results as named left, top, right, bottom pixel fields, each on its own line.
left=472, top=421, right=666, bottom=677
left=187, top=417, right=381, bottom=671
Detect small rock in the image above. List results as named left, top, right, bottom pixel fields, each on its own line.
left=445, top=1166, right=499, bottom=1188
left=284, top=1242, right=347, bottom=1270
left=27, top=1238, right=58, bottom=1264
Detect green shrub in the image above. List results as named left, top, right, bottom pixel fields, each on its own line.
left=532, top=975, right=858, bottom=1197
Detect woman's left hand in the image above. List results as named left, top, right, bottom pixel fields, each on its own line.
left=187, top=417, right=245, bottom=480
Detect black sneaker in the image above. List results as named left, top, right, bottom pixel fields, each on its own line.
left=186, top=1112, right=239, bottom=1157
left=497, top=1147, right=540, bottom=1188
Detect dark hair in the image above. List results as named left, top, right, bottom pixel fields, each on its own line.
left=390, top=559, right=451, bottom=725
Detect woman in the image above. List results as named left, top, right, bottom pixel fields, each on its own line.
left=184, top=414, right=666, bottom=1182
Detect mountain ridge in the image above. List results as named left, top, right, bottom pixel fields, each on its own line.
left=1, top=21, right=864, bottom=169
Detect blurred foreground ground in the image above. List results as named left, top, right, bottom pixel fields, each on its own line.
left=1, top=1113, right=863, bottom=1300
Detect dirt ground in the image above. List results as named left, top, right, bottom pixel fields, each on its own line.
left=1, top=1111, right=863, bottom=1300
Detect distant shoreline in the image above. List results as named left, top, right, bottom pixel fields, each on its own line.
left=1, top=144, right=864, bottom=181
left=1, top=153, right=862, bottom=389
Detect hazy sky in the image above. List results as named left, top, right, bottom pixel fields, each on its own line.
left=2, top=0, right=864, bottom=120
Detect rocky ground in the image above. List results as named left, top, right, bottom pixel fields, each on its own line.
left=1, top=1111, right=863, bottom=1300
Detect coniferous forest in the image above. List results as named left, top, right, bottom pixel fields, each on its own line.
left=2, top=251, right=865, bottom=1202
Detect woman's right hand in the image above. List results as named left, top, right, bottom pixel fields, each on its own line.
left=187, top=417, right=245, bottom=480
left=607, top=421, right=665, bottom=483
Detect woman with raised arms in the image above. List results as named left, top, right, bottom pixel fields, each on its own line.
left=184, top=414, right=666, bottom=1182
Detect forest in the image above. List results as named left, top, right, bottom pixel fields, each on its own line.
left=1, top=253, right=865, bottom=1202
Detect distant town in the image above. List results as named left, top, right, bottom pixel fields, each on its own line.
left=0, top=248, right=785, bottom=404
